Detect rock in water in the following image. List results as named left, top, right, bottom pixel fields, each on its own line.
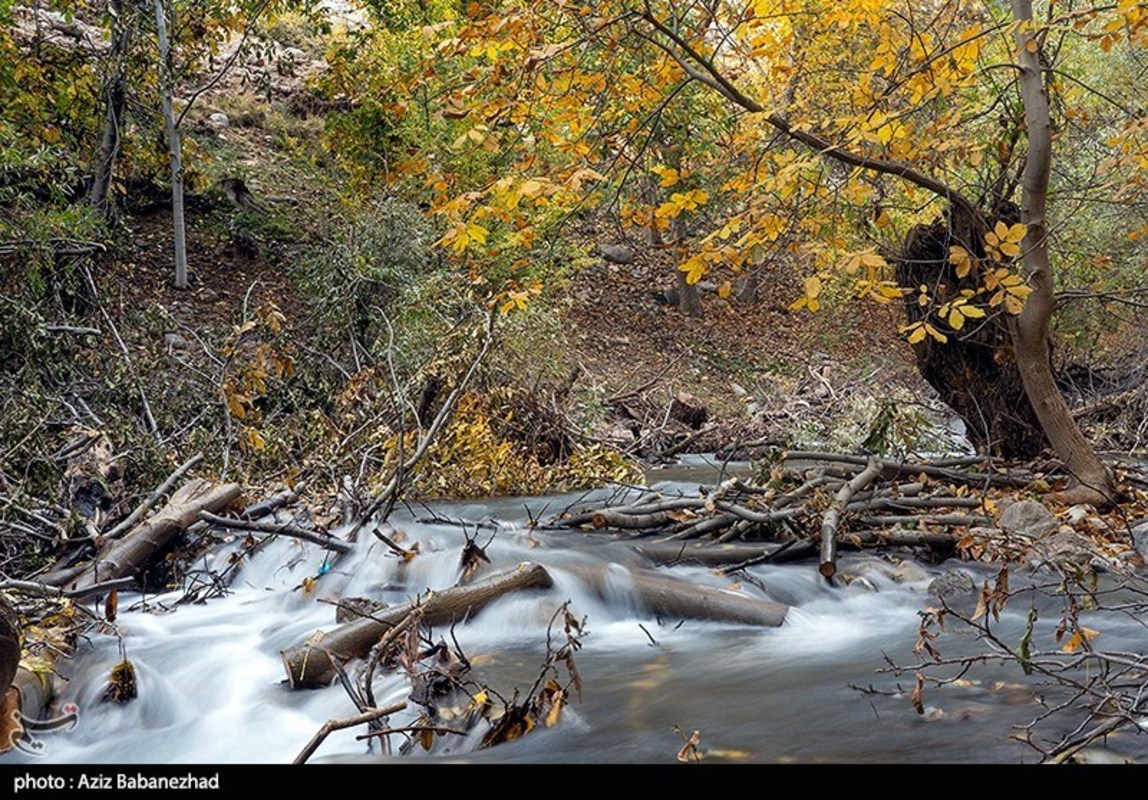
left=928, top=570, right=976, bottom=602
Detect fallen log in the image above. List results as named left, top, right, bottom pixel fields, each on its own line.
left=0, top=599, right=58, bottom=755
left=783, top=451, right=1032, bottom=488
left=856, top=514, right=991, bottom=527
left=559, top=562, right=787, bottom=627
left=282, top=563, right=554, bottom=689
left=636, top=542, right=780, bottom=567
left=52, top=479, right=242, bottom=591
left=104, top=453, right=203, bottom=540
left=820, top=459, right=882, bottom=579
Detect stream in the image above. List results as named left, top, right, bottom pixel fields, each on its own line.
left=13, top=461, right=1148, bottom=764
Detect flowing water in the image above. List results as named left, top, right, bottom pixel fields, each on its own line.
left=14, top=465, right=1148, bottom=764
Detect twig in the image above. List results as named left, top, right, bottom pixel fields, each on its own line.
left=81, top=263, right=158, bottom=436
left=355, top=724, right=468, bottom=741
left=355, top=312, right=497, bottom=530
left=198, top=511, right=354, bottom=554
left=0, top=577, right=135, bottom=599
left=655, top=423, right=717, bottom=459
left=42, top=325, right=102, bottom=336
left=293, top=702, right=407, bottom=765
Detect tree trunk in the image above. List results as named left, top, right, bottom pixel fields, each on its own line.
left=281, top=563, right=554, bottom=689
left=50, top=479, right=241, bottom=591
left=89, top=0, right=132, bottom=210
left=1010, top=0, right=1113, bottom=503
left=153, top=0, right=188, bottom=289
left=560, top=561, right=788, bottom=627
left=894, top=217, right=1046, bottom=458
left=671, top=215, right=702, bottom=316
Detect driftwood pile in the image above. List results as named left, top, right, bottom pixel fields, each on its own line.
left=547, top=451, right=1032, bottom=579
left=0, top=442, right=1060, bottom=759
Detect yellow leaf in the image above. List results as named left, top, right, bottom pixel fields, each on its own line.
left=717, top=281, right=732, bottom=299
left=655, top=166, right=680, bottom=187
left=948, top=308, right=966, bottom=330
left=1004, top=223, right=1027, bottom=243
left=949, top=246, right=973, bottom=278
left=467, top=223, right=489, bottom=245
left=679, top=259, right=706, bottom=285
left=907, top=325, right=927, bottom=344
left=924, top=323, right=948, bottom=343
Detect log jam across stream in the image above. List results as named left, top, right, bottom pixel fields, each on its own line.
left=12, top=467, right=1148, bottom=764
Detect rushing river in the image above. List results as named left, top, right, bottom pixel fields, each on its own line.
left=13, top=462, right=1148, bottom=764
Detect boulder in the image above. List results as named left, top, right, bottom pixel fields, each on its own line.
left=597, top=243, right=633, bottom=264
left=998, top=500, right=1057, bottom=538
left=1130, top=518, right=1148, bottom=563
left=928, top=570, right=977, bottom=603
left=1025, top=526, right=1095, bottom=571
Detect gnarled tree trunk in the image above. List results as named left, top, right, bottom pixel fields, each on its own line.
left=894, top=212, right=1046, bottom=458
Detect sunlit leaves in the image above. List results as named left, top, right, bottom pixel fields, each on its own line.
left=900, top=320, right=947, bottom=344
left=842, top=248, right=887, bottom=276
left=938, top=293, right=986, bottom=331
left=789, top=274, right=824, bottom=312
left=984, top=268, right=1033, bottom=314
left=984, top=222, right=1027, bottom=261
left=949, top=246, right=974, bottom=278
left=655, top=189, right=710, bottom=220
left=498, top=282, right=540, bottom=314
left=651, top=164, right=682, bottom=188
left=440, top=221, right=490, bottom=255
